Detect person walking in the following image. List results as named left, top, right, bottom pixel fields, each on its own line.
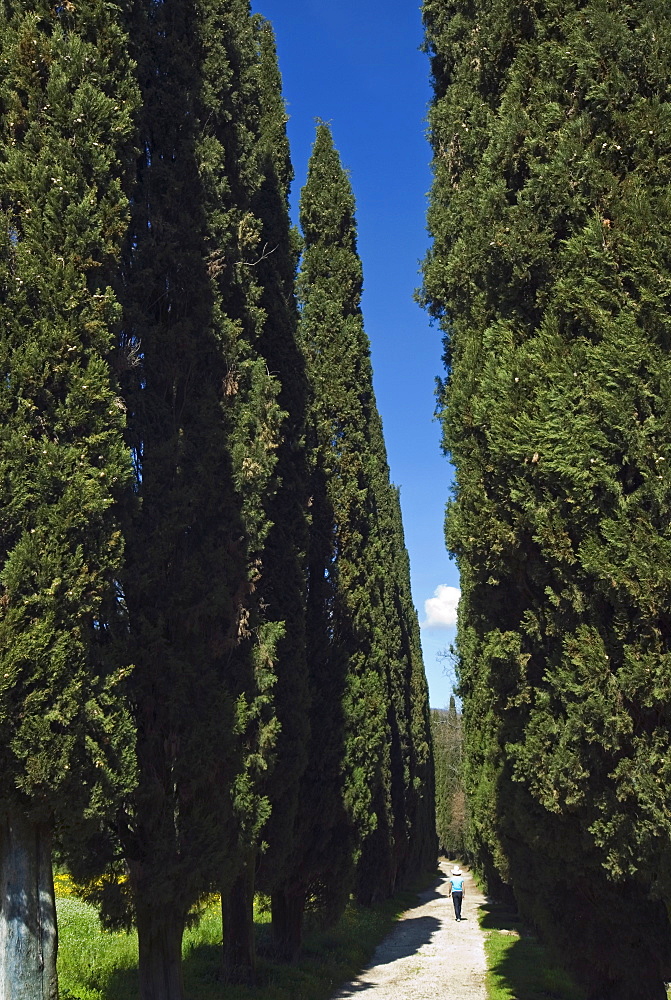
left=448, top=866, right=465, bottom=921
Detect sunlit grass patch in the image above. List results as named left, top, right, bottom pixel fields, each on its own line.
left=479, top=899, right=585, bottom=1000
left=57, top=872, right=437, bottom=1000
left=57, top=896, right=138, bottom=1000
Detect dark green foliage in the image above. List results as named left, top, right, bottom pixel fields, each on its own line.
left=422, top=0, right=671, bottom=996
left=278, top=124, right=435, bottom=944
left=431, top=699, right=466, bottom=857
left=393, top=500, right=437, bottom=883
left=288, top=123, right=387, bottom=931
left=252, top=17, right=310, bottom=912
left=0, top=0, right=138, bottom=831
left=0, top=2, right=435, bottom=991
left=0, top=3, right=138, bottom=988
left=356, top=458, right=436, bottom=903
left=104, top=0, right=283, bottom=992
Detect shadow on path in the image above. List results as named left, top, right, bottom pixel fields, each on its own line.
left=409, top=870, right=448, bottom=907
left=328, top=913, right=441, bottom=996
left=364, top=914, right=441, bottom=968
left=328, top=912, right=442, bottom=995
left=333, top=983, right=378, bottom=995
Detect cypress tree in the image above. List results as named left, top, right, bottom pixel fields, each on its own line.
left=355, top=430, right=436, bottom=904
left=422, top=0, right=671, bottom=995
left=403, top=591, right=438, bottom=882
left=107, top=1, right=283, bottom=995
left=250, top=18, right=312, bottom=964
left=389, top=486, right=436, bottom=884
left=271, top=124, right=434, bottom=955
left=269, top=123, right=386, bottom=949
left=0, top=0, right=138, bottom=994
left=431, top=699, right=466, bottom=857
left=432, top=709, right=451, bottom=854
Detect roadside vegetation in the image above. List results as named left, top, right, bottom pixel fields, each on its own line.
left=56, top=876, right=432, bottom=1000
left=0, top=3, right=435, bottom=996
left=479, top=897, right=585, bottom=1000
left=422, top=0, right=671, bottom=994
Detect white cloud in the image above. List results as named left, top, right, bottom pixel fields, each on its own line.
left=422, top=585, right=460, bottom=629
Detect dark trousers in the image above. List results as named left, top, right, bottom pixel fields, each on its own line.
left=452, top=891, right=463, bottom=920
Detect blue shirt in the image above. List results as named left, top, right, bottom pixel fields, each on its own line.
left=450, top=876, right=464, bottom=892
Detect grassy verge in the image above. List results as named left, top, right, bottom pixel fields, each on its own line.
left=478, top=897, right=586, bottom=1000
left=57, top=874, right=436, bottom=1000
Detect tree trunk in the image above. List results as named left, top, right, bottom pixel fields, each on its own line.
left=0, top=806, right=58, bottom=1000
left=222, top=861, right=256, bottom=985
left=136, top=902, right=185, bottom=1000
left=271, top=884, right=305, bottom=962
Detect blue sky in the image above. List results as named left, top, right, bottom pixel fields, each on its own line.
left=251, top=0, right=461, bottom=708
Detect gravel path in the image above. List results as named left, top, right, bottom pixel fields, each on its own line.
left=330, top=860, right=487, bottom=1000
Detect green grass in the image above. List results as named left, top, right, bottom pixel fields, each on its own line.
left=57, top=897, right=139, bottom=1000
left=478, top=898, right=586, bottom=1000
left=57, top=876, right=435, bottom=1000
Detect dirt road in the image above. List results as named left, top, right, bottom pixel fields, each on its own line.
left=330, top=860, right=487, bottom=1000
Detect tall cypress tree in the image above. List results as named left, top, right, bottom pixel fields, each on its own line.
left=422, top=0, right=671, bottom=995
left=0, top=0, right=138, bottom=994
left=431, top=699, right=466, bottom=856
left=401, top=540, right=437, bottom=881
left=251, top=17, right=311, bottom=961
left=271, top=124, right=434, bottom=956
left=269, top=123, right=387, bottom=951
left=355, top=420, right=436, bottom=904
left=432, top=709, right=451, bottom=854
left=107, top=1, right=283, bottom=996
left=218, top=16, right=312, bottom=983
